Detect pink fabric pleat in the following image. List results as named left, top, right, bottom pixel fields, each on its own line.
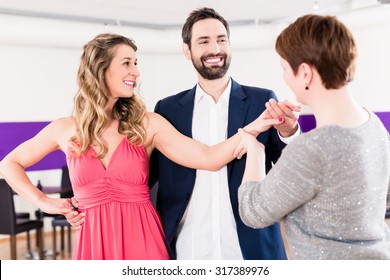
left=67, top=138, right=169, bottom=260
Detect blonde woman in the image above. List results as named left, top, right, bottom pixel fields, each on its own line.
left=0, top=33, right=281, bottom=260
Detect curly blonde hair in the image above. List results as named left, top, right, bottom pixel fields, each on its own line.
left=71, top=33, right=146, bottom=158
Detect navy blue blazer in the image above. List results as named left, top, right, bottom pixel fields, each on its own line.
left=149, top=79, right=287, bottom=260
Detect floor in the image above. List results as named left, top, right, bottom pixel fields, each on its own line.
left=1, top=219, right=390, bottom=260
left=0, top=228, right=74, bottom=260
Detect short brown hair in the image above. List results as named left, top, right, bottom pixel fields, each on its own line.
left=275, top=14, right=357, bottom=89
left=182, top=7, right=230, bottom=48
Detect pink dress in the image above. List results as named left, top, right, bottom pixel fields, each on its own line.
left=66, top=137, right=169, bottom=260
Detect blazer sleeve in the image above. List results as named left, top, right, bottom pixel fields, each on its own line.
left=148, top=100, right=162, bottom=189
left=263, top=90, right=287, bottom=168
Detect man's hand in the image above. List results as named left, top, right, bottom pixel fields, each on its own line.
left=64, top=197, right=85, bottom=231
left=265, top=99, right=301, bottom=137
left=234, top=129, right=265, bottom=159
left=243, top=110, right=284, bottom=137
left=235, top=129, right=267, bottom=182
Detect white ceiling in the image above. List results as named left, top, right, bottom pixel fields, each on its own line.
left=0, top=0, right=386, bottom=29
left=1, top=0, right=388, bottom=51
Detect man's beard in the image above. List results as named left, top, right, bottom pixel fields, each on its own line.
left=191, top=53, right=231, bottom=80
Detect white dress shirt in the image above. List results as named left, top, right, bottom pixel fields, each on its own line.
left=176, top=79, right=244, bottom=260
left=175, top=79, right=300, bottom=259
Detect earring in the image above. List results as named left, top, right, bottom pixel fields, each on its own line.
left=305, top=84, right=309, bottom=90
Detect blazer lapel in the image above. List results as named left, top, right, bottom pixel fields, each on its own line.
left=227, top=80, right=249, bottom=177
left=174, top=86, right=196, bottom=138
left=228, top=80, right=249, bottom=138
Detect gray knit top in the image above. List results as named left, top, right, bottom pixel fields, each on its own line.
left=238, top=111, right=390, bottom=259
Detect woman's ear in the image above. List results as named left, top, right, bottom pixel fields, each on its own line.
left=182, top=43, right=192, bottom=60
left=299, top=63, right=313, bottom=87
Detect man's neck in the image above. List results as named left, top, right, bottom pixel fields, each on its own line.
left=197, top=75, right=230, bottom=103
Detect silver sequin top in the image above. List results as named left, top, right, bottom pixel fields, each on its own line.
left=238, top=110, right=390, bottom=259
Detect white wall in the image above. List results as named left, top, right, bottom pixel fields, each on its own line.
left=349, top=23, right=390, bottom=111
left=0, top=45, right=77, bottom=121
left=1, top=7, right=390, bottom=235
left=1, top=7, right=390, bottom=119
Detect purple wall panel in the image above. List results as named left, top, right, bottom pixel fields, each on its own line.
left=298, top=114, right=316, bottom=133
left=0, top=122, right=66, bottom=171
left=0, top=113, right=389, bottom=171
left=298, top=112, right=390, bottom=133
left=374, top=112, right=390, bottom=132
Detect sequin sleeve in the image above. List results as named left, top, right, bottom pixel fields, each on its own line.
left=238, top=135, right=324, bottom=228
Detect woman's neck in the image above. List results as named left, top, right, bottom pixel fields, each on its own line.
left=310, top=87, right=368, bottom=128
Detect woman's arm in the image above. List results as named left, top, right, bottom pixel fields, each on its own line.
left=238, top=134, right=323, bottom=228
left=239, top=129, right=267, bottom=182
left=0, top=118, right=74, bottom=215
left=146, top=111, right=281, bottom=171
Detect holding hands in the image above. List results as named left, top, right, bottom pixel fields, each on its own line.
left=265, top=99, right=301, bottom=137
left=234, top=129, right=265, bottom=158
left=243, top=98, right=300, bottom=138
left=66, top=98, right=301, bottom=230
left=234, top=109, right=284, bottom=159
left=235, top=98, right=300, bottom=160
left=235, top=128, right=267, bottom=182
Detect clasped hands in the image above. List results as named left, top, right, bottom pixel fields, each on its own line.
left=234, top=99, right=301, bottom=159
left=65, top=99, right=301, bottom=229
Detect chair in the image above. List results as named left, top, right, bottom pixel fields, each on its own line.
left=0, top=179, right=44, bottom=260
left=52, top=217, right=72, bottom=259
left=16, top=212, right=30, bottom=219
left=15, top=212, right=35, bottom=258
left=51, top=166, right=73, bottom=259
left=35, top=166, right=73, bottom=259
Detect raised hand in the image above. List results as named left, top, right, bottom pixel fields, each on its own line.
left=243, top=110, right=284, bottom=137
left=234, top=128, right=265, bottom=159
left=265, top=99, right=301, bottom=137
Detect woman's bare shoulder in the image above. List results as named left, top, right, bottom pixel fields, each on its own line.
left=49, top=116, right=76, bottom=133
left=142, top=112, right=169, bottom=150
left=145, top=111, right=162, bottom=120
left=45, top=116, right=76, bottom=146
left=52, top=116, right=74, bottom=124
left=145, top=111, right=168, bottom=124
left=143, top=112, right=165, bottom=129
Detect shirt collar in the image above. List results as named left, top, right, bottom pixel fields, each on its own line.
left=194, top=78, right=232, bottom=105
